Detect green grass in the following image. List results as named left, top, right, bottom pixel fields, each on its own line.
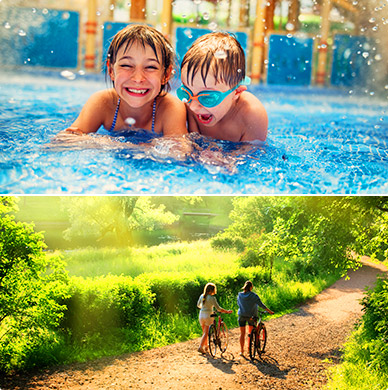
left=326, top=328, right=388, bottom=390
left=60, top=240, right=240, bottom=278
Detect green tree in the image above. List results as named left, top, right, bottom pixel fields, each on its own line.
left=0, top=197, right=69, bottom=372
left=219, top=196, right=365, bottom=274
left=61, top=196, right=179, bottom=245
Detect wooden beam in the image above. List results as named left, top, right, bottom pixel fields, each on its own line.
left=251, top=0, right=266, bottom=83
left=161, top=0, right=173, bottom=40
left=332, top=0, right=358, bottom=13
left=130, top=0, right=146, bottom=21
left=85, top=0, right=97, bottom=71
left=316, top=0, right=331, bottom=85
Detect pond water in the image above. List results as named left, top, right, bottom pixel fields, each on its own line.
left=0, top=71, right=387, bottom=194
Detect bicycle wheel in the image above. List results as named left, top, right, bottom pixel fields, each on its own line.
left=249, top=327, right=258, bottom=360
left=257, top=323, right=267, bottom=354
left=219, top=322, right=228, bottom=353
left=208, top=324, right=217, bottom=357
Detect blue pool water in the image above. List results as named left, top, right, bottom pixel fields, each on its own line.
left=0, top=71, right=387, bottom=194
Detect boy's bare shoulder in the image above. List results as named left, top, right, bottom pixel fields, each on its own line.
left=237, top=92, right=268, bottom=142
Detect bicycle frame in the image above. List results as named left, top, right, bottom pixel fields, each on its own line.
left=249, top=311, right=267, bottom=360
left=208, top=312, right=229, bottom=357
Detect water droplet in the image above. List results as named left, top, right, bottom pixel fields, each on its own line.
left=203, top=12, right=210, bottom=21
left=214, top=50, right=227, bottom=59
left=285, top=23, right=294, bottom=31
left=4, top=22, right=11, bottom=29
left=18, top=29, right=26, bottom=36
left=110, top=4, right=115, bottom=10
left=125, top=117, right=136, bottom=126
left=362, top=52, right=369, bottom=58
left=208, top=22, right=218, bottom=31
left=182, top=98, right=188, bottom=103
left=369, top=17, right=376, bottom=23
left=60, top=70, right=76, bottom=80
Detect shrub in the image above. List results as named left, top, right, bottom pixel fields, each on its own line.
left=210, top=234, right=245, bottom=252
left=62, top=276, right=155, bottom=339
left=359, top=275, right=388, bottom=372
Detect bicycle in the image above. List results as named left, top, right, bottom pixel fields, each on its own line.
left=208, top=311, right=229, bottom=357
left=249, top=311, right=267, bottom=360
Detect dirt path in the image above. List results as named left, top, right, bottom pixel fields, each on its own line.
left=2, top=260, right=387, bottom=390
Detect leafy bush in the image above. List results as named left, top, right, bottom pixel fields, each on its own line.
left=62, top=276, right=155, bottom=339
left=359, top=275, right=388, bottom=372
left=136, top=267, right=272, bottom=315
left=326, top=275, right=388, bottom=390
left=210, top=234, right=245, bottom=252
left=0, top=197, right=69, bottom=373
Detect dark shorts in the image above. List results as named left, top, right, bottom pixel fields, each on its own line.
left=238, top=316, right=255, bottom=327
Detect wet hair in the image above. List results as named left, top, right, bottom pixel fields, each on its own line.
left=181, top=32, right=246, bottom=88
left=203, top=283, right=216, bottom=305
left=106, top=24, right=175, bottom=94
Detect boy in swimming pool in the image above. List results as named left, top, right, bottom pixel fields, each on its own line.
left=178, top=32, right=268, bottom=142
left=63, top=24, right=187, bottom=137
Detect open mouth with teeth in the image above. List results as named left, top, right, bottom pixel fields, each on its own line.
left=197, top=113, right=213, bottom=125
left=125, top=87, right=149, bottom=96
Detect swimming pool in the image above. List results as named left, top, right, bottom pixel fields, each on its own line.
left=1, top=70, right=387, bottom=195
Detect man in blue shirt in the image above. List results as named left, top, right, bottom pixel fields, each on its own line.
left=237, top=280, right=274, bottom=356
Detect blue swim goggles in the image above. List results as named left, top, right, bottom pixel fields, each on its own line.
left=177, top=76, right=251, bottom=108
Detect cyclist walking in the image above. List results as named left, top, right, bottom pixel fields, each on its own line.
left=237, top=280, right=274, bottom=356
left=197, top=283, right=232, bottom=354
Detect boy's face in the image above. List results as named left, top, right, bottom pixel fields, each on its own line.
left=181, top=66, right=238, bottom=127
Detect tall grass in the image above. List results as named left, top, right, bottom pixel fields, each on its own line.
left=60, top=240, right=240, bottom=278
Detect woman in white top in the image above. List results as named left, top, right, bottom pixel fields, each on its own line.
left=197, top=282, right=232, bottom=354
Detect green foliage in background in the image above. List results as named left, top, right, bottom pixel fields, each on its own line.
left=0, top=197, right=69, bottom=373
left=326, top=275, right=388, bottom=390
left=212, top=197, right=376, bottom=277
left=61, top=196, right=179, bottom=246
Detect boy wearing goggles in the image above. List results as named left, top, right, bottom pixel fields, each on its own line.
left=178, top=32, right=268, bottom=142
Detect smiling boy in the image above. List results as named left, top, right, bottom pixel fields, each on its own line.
left=178, top=32, right=268, bottom=142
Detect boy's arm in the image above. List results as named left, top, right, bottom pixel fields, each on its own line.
left=65, top=90, right=113, bottom=134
